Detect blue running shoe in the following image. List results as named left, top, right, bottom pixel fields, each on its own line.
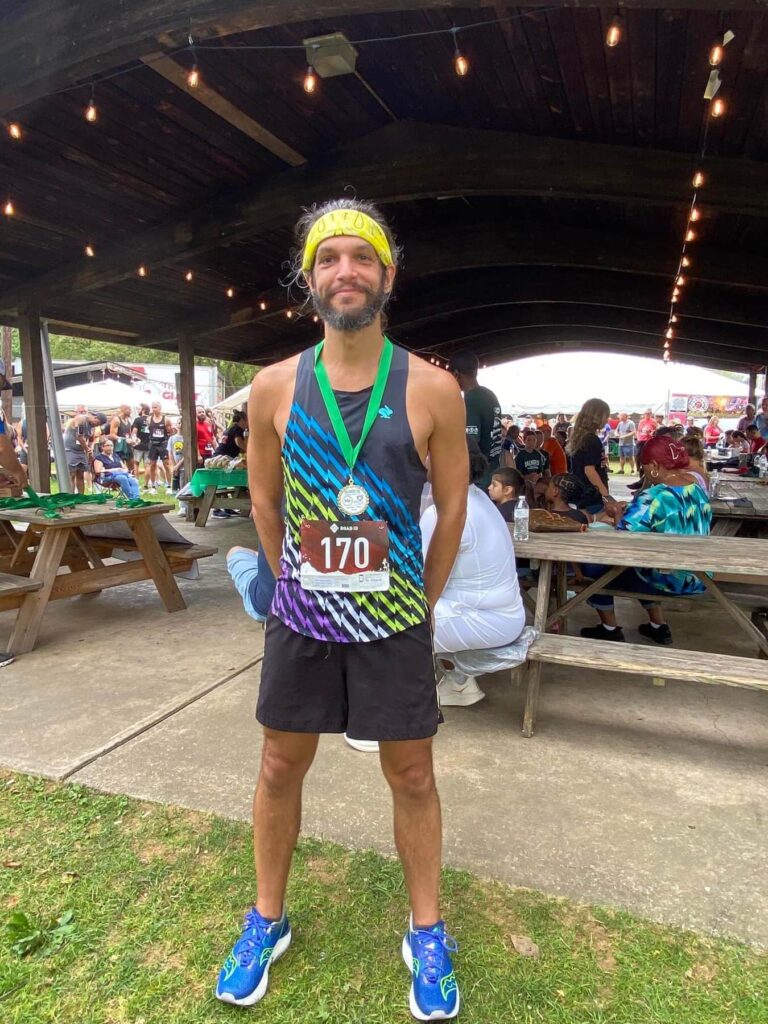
left=402, top=915, right=460, bottom=1020
left=215, top=907, right=291, bottom=1006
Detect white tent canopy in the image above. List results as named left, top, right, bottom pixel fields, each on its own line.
left=215, top=385, right=250, bottom=413
left=478, top=353, right=749, bottom=416
left=54, top=379, right=176, bottom=413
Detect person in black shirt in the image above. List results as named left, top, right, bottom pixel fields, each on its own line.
left=131, top=403, right=152, bottom=488
left=449, top=350, right=502, bottom=488
left=146, top=401, right=172, bottom=493
left=214, top=410, right=248, bottom=458
left=567, top=398, right=622, bottom=516
left=543, top=474, right=590, bottom=524
left=515, top=431, right=549, bottom=481
left=487, top=467, right=523, bottom=522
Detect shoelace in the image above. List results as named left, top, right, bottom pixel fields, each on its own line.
left=234, top=909, right=276, bottom=967
left=411, top=927, right=458, bottom=984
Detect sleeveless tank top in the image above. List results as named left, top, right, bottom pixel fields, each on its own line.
left=272, top=342, right=428, bottom=644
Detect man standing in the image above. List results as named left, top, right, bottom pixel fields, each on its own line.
left=195, top=405, right=216, bottom=466
left=146, top=400, right=172, bottom=494
left=635, top=408, right=657, bottom=465
left=216, top=199, right=467, bottom=1020
left=448, top=351, right=502, bottom=488
left=615, top=412, right=636, bottom=474
left=737, top=404, right=756, bottom=432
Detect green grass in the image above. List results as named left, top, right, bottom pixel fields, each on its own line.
left=1, top=772, right=766, bottom=1024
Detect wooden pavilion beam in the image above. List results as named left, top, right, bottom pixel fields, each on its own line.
left=3, top=0, right=762, bottom=115
left=143, top=54, right=306, bottom=166
left=17, top=305, right=50, bottom=492
left=3, top=121, right=768, bottom=317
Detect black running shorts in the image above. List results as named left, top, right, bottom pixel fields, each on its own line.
left=148, top=442, right=169, bottom=463
left=257, top=615, right=439, bottom=741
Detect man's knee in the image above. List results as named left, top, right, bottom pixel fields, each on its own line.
left=382, top=750, right=436, bottom=800
left=259, top=737, right=316, bottom=793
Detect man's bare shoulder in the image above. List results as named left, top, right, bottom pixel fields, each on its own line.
left=407, top=353, right=462, bottom=401
left=249, top=354, right=301, bottom=397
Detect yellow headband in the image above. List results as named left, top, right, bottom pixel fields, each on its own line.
left=302, top=210, right=394, bottom=273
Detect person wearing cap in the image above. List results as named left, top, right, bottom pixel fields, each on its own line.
left=0, top=359, right=26, bottom=494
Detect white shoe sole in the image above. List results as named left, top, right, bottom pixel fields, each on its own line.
left=401, top=935, right=460, bottom=1020
left=215, top=929, right=292, bottom=1007
left=344, top=734, right=380, bottom=753
left=437, top=688, right=485, bottom=707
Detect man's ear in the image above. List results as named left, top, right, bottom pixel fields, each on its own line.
left=383, top=263, right=396, bottom=295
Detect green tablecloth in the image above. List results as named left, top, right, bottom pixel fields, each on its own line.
left=188, top=468, right=249, bottom=498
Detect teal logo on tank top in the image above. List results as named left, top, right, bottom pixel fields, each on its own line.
left=378, top=405, right=393, bottom=419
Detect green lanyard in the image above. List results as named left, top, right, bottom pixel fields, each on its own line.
left=313, top=337, right=393, bottom=480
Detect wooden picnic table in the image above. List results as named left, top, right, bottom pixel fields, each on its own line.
left=513, top=530, right=768, bottom=737
left=710, top=477, right=768, bottom=536
left=0, top=501, right=188, bottom=654
left=187, top=468, right=251, bottom=527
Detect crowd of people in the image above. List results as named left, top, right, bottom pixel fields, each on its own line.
left=8, top=401, right=248, bottom=510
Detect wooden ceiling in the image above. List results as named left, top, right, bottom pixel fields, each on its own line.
left=0, top=0, right=767, bottom=370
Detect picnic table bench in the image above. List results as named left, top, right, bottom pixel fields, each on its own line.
left=0, top=502, right=217, bottom=654
left=186, top=468, right=250, bottom=527
left=710, top=477, right=768, bottom=537
left=513, top=531, right=768, bottom=737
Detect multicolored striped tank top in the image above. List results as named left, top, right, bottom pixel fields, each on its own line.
left=271, top=342, right=429, bottom=643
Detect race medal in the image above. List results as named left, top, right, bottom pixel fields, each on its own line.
left=300, top=519, right=390, bottom=592
left=337, top=481, right=370, bottom=516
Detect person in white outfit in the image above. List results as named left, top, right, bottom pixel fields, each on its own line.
left=420, top=443, right=526, bottom=706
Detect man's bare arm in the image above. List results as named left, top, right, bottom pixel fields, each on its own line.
left=423, top=374, right=469, bottom=610
left=247, top=368, right=286, bottom=578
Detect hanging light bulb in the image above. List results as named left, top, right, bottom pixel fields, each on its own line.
left=3, top=198, right=14, bottom=217
left=259, top=301, right=267, bottom=311
left=692, top=171, right=705, bottom=189
left=709, top=43, right=724, bottom=67
left=670, top=314, right=678, bottom=323
left=689, top=207, right=700, bottom=222
left=84, top=244, right=95, bottom=257
left=681, top=256, right=690, bottom=268
left=226, top=287, right=234, bottom=298
left=676, top=275, right=686, bottom=286
left=85, top=87, right=97, bottom=123
left=664, top=339, right=671, bottom=350
left=711, top=97, right=726, bottom=118
left=671, top=293, right=679, bottom=304
left=188, top=65, right=200, bottom=89
left=8, top=123, right=21, bottom=140
left=606, top=14, right=623, bottom=48
left=663, top=350, right=671, bottom=363
left=685, top=228, right=696, bottom=243
left=303, top=67, right=317, bottom=94
left=138, top=264, right=148, bottom=278
left=185, top=270, right=193, bottom=282
left=452, top=27, right=469, bottom=76
left=286, top=310, right=293, bottom=319
left=312, top=314, right=319, bottom=323
left=666, top=327, right=674, bottom=339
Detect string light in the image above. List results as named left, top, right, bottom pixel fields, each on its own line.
left=259, top=301, right=267, bottom=311
left=138, top=264, right=148, bottom=277
left=84, top=244, right=95, bottom=257
left=7, top=123, right=21, bottom=140
left=711, top=97, right=726, bottom=118
left=663, top=350, right=670, bottom=363
left=226, top=287, right=234, bottom=298
left=606, top=14, right=623, bottom=48
left=676, top=275, right=686, bottom=286
left=85, top=86, right=97, bottom=123
left=303, top=67, right=317, bottom=94
left=312, top=314, right=319, bottom=322
left=709, top=43, right=724, bottom=67
left=681, top=256, right=690, bottom=268
left=452, top=29, right=469, bottom=76
left=3, top=199, right=14, bottom=217
left=185, top=270, right=193, bottom=282
left=286, top=310, right=293, bottom=319
left=664, top=339, right=671, bottom=349
left=685, top=228, right=696, bottom=243
left=665, top=328, right=674, bottom=339
left=692, top=171, right=705, bottom=188
left=188, top=66, right=200, bottom=89
left=689, top=207, right=700, bottom=222
left=670, top=314, right=678, bottom=323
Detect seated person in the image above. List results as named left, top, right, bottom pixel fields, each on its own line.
left=487, top=467, right=523, bottom=521
left=215, top=410, right=248, bottom=458
left=746, top=424, right=766, bottom=456
left=515, top=430, right=549, bottom=482
left=729, top=430, right=750, bottom=454
left=681, top=434, right=710, bottom=492
left=420, top=442, right=526, bottom=707
left=580, top=436, right=711, bottom=647
left=226, top=544, right=276, bottom=623
left=543, top=473, right=589, bottom=524
left=92, top=438, right=140, bottom=499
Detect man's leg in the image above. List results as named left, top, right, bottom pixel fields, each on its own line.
left=253, top=728, right=319, bottom=920
left=379, top=738, right=441, bottom=927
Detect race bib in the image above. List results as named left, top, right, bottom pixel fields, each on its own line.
left=300, top=520, right=390, bottom=592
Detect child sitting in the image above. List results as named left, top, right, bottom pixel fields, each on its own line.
left=487, top=467, right=524, bottom=522
left=543, top=473, right=590, bottom=525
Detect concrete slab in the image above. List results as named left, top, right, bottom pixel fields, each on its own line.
left=0, top=513, right=261, bottom=777
left=73, top=597, right=768, bottom=947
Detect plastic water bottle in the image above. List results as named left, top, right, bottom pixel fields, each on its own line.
left=759, top=454, right=768, bottom=480
left=513, top=495, right=530, bottom=541
left=711, top=469, right=720, bottom=497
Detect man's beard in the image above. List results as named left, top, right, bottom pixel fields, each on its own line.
left=311, top=280, right=388, bottom=332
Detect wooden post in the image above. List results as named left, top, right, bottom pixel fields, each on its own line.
left=1, top=325, right=12, bottom=426
left=17, top=305, right=50, bottom=492
left=748, top=368, right=758, bottom=408
left=178, top=338, right=197, bottom=517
